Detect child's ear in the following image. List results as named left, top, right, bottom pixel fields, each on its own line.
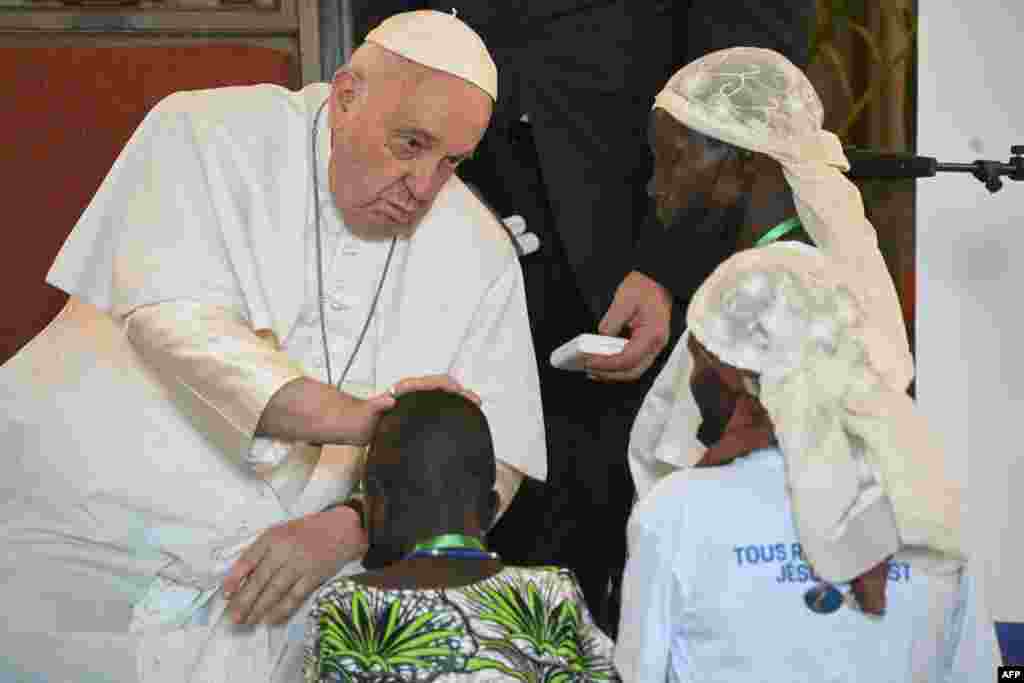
left=484, top=490, right=500, bottom=531
left=365, top=492, right=386, bottom=536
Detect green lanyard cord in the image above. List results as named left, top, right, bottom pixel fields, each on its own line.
left=755, top=216, right=803, bottom=247
left=412, top=533, right=487, bottom=553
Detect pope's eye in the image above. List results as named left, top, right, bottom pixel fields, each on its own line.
left=394, top=137, right=424, bottom=157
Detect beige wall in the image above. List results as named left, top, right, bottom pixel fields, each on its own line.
left=917, top=0, right=1024, bottom=622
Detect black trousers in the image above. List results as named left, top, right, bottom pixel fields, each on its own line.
left=459, top=121, right=652, bottom=635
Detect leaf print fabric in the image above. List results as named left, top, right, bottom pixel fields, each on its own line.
left=304, top=566, right=620, bottom=682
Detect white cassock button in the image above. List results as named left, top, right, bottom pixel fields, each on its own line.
left=330, top=293, right=359, bottom=311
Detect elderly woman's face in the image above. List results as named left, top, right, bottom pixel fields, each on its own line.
left=648, top=109, right=739, bottom=227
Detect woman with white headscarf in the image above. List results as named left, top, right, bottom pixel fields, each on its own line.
left=616, top=47, right=997, bottom=681
left=631, top=46, right=916, bottom=496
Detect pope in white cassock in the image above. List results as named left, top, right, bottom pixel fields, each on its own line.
left=0, top=10, right=545, bottom=682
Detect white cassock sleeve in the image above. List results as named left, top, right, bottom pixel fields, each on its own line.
left=48, top=87, right=317, bottom=353
left=614, top=498, right=689, bottom=682
left=125, top=299, right=306, bottom=463
left=50, top=94, right=259, bottom=324
left=45, top=88, right=321, bottom=469
left=449, top=255, right=547, bottom=484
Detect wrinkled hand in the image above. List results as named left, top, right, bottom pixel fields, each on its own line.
left=223, top=505, right=365, bottom=626
left=584, top=271, right=672, bottom=382
left=344, top=374, right=482, bottom=446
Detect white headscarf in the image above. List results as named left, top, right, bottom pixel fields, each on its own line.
left=653, top=47, right=912, bottom=390
left=630, top=48, right=961, bottom=581
left=687, top=242, right=961, bottom=581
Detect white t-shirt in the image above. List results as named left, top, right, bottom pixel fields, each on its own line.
left=615, top=447, right=997, bottom=683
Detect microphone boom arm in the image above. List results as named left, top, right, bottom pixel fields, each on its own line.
left=845, top=145, right=1024, bottom=193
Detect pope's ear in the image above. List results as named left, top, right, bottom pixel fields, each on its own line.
left=330, top=68, right=367, bottom=117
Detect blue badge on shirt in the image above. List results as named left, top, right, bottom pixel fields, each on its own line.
left=804, top=583, right=843, bottom=614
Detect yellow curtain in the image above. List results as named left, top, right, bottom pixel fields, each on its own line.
left=805, top=0, right=918, bottom=350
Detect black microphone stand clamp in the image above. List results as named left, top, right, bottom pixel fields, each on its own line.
left=928, top=145, right=1023, bottom=193
left=978, top=146, right=1021, bottom=192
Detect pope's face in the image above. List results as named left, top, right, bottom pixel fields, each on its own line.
left=647, top=109, right=739, bottom=228
left=327, top=67, right=492, bottom=238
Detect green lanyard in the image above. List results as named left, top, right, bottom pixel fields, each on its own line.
left=755, top=216, right=802, bottom=247
left=412, top=533, right=487, bottom=553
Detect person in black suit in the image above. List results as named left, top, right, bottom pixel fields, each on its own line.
left=352, top=0, right=815, bottom=635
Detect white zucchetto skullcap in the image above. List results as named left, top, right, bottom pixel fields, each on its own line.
left=365, top=10, right=498, bottom=101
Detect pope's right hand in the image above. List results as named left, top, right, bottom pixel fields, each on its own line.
left=344, top=374, right=481, bottom=446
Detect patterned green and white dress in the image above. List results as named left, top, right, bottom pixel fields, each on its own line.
left=304, top=566, right=621, bottom=682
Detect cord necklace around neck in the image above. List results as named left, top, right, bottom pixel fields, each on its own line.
left=311, top=97, right=398, bottom=388
left=405, top=533, right=499, bottom=561
left=755, top=216, right=802, bottom=247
